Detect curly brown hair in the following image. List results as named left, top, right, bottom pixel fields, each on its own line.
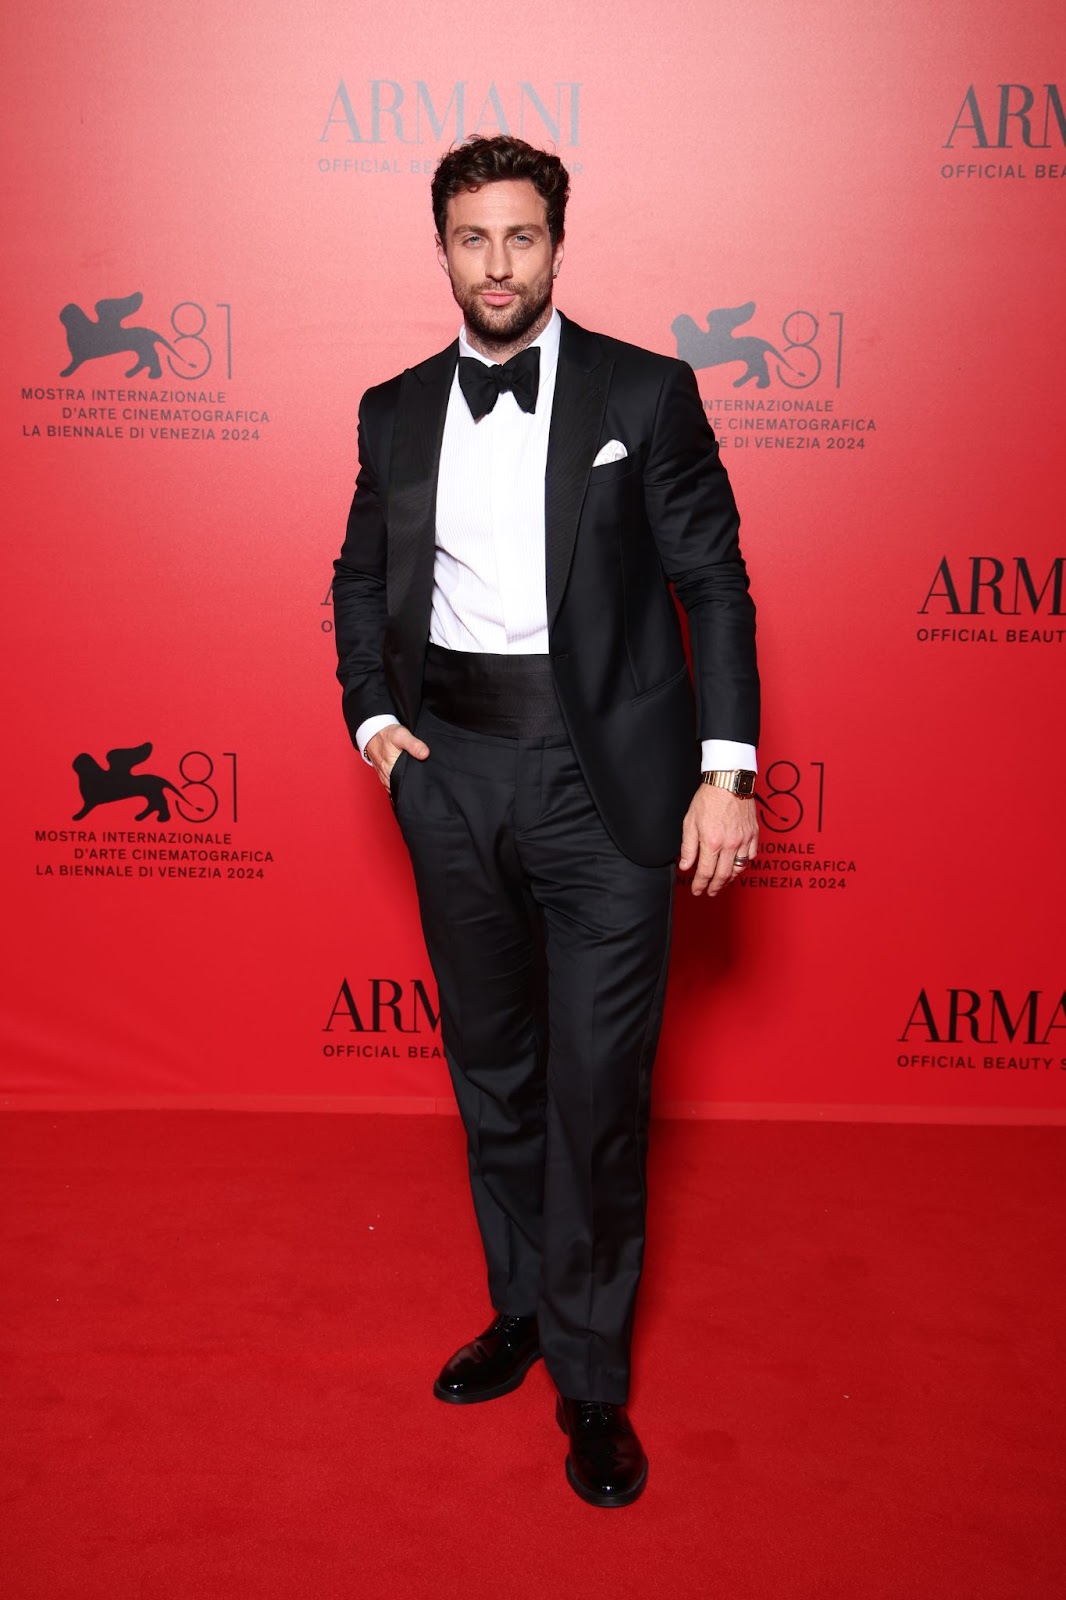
left=431, top=135, right=570, bottom=246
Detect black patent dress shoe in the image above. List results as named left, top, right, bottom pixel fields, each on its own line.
left=433, top=1313, right=540, bottom=1404
left=556, top=1395, right=648, bottom=1508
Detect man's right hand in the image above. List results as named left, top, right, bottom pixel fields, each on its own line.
left=365, top=725, right=431, bottom=792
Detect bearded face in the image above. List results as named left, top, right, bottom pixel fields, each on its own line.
left=437, top=178, right=563, bottom=355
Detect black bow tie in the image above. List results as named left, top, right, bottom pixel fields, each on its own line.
left=457, top=346, right=541, bottom=420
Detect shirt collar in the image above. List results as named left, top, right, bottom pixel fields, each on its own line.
left=459, top=305, right=561, bottom=369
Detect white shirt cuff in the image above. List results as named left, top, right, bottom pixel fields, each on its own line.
left=356, top=713, right=400, bottom=764
left=701, top=739, right=758, bottom=774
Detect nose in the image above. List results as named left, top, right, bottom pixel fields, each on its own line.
left=484, top=239, right=511, bottom=281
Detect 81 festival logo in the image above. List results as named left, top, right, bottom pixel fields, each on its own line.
left=33, top=739, right=276, bottom=882
left=672, top=299, right=876, bottom=453
left=18, top=288, right=271, bottom=445
left=740, top=758, right=858, bottom=893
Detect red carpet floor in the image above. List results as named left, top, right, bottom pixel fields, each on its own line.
left=1, top=1112, right=1063, bottom=1599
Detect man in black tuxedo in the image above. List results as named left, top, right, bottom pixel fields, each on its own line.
left=333, top=136, right=759, bottom=1508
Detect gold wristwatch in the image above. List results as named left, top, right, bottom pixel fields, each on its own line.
left=701, top=769, right=757, bottom=797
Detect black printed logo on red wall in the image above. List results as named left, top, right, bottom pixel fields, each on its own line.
left=60, top=293, right=192, bottom=381
left=734, top=758, right=859, bottom=894
left=70, top=744, right=238, bottom=824
left=944, top=84, right=1066, bottom=149
left=671, top=301, right=877, bottom=454
left=895, top=987, right=1066, bottom=1079
left=20, top=288, right=268, bottom=445
left=672, top=302, right=842, bottom=391
left=318, top=77, right=582, bottom=150
left=919, top=556, right=1063, bottom=616
left=72, top=743, right=192, bottom=824
left=939, top=84, right=1066, bottom=180
left=321, top=976, right=443, bottom=1062
left=33, top=742, right=274, bottom=882
left=58, top=292, right=235, bottom=382
left=900, top=987, right=1066, bottom=1045
left=914, top=555, right=1065, bottom=645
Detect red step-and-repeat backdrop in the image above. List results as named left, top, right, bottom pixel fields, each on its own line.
left=2, top=1, right=1062, bottom=1120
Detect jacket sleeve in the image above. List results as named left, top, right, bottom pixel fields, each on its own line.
left=332, top=392, right=396, bottom=748
left=642, top=360, right=760, bottom=746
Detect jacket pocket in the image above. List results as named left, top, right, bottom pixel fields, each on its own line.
left=587, top=455, right=641, bottom=485
left=630, top=662, right=689, bottom=706
left=388, top=750, right=409, bottom=812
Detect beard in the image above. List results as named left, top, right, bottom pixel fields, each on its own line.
left=451, top=270, right=554, bottom=350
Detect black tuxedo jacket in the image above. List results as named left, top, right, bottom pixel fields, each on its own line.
left=333, top=313, right=759, bottom=867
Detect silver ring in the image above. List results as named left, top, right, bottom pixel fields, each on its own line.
left=733, top=856, right=748, bottom=868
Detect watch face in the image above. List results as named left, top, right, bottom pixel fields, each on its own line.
left=736, top=771, right=756, bottom=797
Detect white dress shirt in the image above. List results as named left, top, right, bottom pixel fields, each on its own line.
left=430, top=310, right=559, bottom=652
left=356, top=308, right=756, bottom=774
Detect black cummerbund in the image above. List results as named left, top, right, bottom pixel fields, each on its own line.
left=422, top=642, right=568, bottom=739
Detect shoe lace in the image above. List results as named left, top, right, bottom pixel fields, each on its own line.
left=577, top=1401, right=617, bottom=1427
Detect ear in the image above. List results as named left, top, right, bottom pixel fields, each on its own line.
left=551, top=237, right=565, bottom=279
left=435, top=235, right=449, bottom=274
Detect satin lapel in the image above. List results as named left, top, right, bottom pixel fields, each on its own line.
left=545, top=318, right=611, bottom=627
left=386, top=343, right=456, bottom=715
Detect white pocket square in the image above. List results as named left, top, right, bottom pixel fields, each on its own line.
left=592, top=439, right=628, bottom=467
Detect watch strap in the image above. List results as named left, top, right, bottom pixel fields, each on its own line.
left=702, top=769, right=757, bottom=797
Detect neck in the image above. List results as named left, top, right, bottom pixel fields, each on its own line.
left=465, top=302, right=555, bottom=364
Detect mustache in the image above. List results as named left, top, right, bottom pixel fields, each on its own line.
left=475, top=282, right=526, bottom=295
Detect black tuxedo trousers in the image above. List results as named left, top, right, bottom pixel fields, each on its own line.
left=392, top=707, right=673, bottom=1404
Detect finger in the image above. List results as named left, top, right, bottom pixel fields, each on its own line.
left=678, top=811, right=699, bottom=871
left=395, top=729, right=431, bottom=761
left=375, top=745, right=404, bottom=790
left=733, top=835, right=754, bottom=869
left=706, top=842, right=737, bottom=897
left=730, top=828, right=757, bottom=871
left=691, top=840, right=720, bottom=896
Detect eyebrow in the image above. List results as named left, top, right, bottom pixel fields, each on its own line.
left=453, top=221, right=544, bottom=235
